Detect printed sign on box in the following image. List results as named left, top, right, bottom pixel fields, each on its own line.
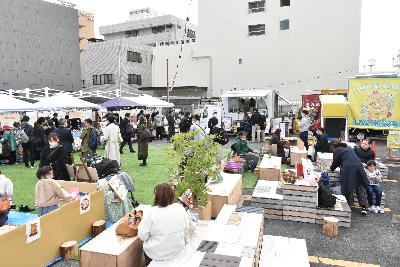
left=26, top=218, right=41, bottom=244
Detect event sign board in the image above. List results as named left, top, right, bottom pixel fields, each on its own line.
left=301, top=94, right=321, bottom=131
left=348, top=78, right=400, bottom=130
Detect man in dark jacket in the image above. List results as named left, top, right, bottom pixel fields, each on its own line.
left=119, top=113, right=135, bottom=154
left=51, top=113, right=59, bottom=128
left=179, top=112, right=192, bottom=133
left=20, top=116, right=35, bottom=168
left=330, top=141, right=370, bottom=215
left=235, top=131, right=259, bottom=171
left=250, top=109, right=263, bottom=143
left=53, top=118, right=74, bottom=164
left=166, top=110, right=176, bottom=142
left=33, top=117, right=49, bottom=167
left=271, top=129, right=289, bottom=163
left=354, top=139, right=375, bottom=164
left=313, top=128, right=329, bottom=161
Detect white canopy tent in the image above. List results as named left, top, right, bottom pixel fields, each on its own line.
left=0, top=94, right=36, bottom=112
left=31, top=93, right=100, bottom=110
left=126, top=95, right=174, bottom=108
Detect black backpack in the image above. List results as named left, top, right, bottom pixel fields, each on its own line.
left=88, top=128, right=100, bottom=150
left=211, top=127, right=229, bottom=145
left=318, top=181, right=336, bottom=208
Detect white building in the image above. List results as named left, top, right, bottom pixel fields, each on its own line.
left=152, top=0, right=362, bottom=100
left=99, top=13, right=197, bottom=47
left=81, top=12, right=197, bottom=96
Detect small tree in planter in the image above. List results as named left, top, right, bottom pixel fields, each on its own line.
left=168, top=130, right=221, bottom=208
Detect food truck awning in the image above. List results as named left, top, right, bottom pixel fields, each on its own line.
left=319, top=95, right=347, bottom=117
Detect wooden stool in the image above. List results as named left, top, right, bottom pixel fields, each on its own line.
left=60, top=240, right=78, bottom=260
left=323, top=217, right=339, bottom=237
left=92, top=220, right=106, bottom=238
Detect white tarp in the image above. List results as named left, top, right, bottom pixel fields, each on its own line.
left=126, top=95, right=174, bottom=108
left=31, top=93, right=100, bottom=110
left=0, top=94, right=36, bottom=112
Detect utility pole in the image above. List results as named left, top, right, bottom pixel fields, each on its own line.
left=166, top=59, right=170, bottom=102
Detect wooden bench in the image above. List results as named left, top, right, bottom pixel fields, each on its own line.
left=80, top=218, right=144, bottom=267
left=207, top=173, right=242, bottom=218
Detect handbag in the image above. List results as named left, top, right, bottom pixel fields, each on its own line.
left=115, top=210, right=143, bottom=237
left=0, top=192, right=10, bottom=214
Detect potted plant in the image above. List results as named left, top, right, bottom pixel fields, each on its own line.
left=168, top=130, right=221, bottom=219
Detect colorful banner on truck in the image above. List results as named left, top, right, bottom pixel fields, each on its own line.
left=302, top=94, right=321, bottom=131
left=348, top=78, right=400, bottom=130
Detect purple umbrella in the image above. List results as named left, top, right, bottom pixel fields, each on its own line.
left=101, top=97, right=142, bottom=110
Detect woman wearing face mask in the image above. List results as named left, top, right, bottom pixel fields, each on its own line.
left=35, top=166, right=73, bottom=216
left=45, top=133, right=70, bottom=181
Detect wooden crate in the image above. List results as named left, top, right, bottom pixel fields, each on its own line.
left=80, top=218, right=145, bottom=267
left=259, top=156, right=282, bottom=181
left=282, top=183, right=318, bottom=223
left=259, top=235, right=310, bottom=267
left=192, top=201, right=212, bottom=220
left=207, top=173, right=243, bottom=218
left=251, top=181, right=283, bottom=220
left=290, top=147, right=308, bottom=166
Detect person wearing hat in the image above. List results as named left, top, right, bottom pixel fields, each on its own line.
left=177, top=189, right=198, bottom=233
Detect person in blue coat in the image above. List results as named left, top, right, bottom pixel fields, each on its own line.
left=330, top=140, right=370, bottom=215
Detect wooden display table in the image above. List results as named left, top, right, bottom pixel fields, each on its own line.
left=259, top=156, right=282, bottom=181
left=290, top=146, right=308, bottom=166
left=80, top=218, right=145, bottom=267
left=207, top=173, right=242, bottom=218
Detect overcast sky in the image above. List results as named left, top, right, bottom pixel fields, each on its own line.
left=71, top=0, right=400, bottom=73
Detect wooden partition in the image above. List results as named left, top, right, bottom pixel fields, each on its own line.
left=0, top=183, right=104, bottom=267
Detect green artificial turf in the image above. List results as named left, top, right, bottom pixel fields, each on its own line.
left=0, top=144, right=175, bottom=209
left=242, top=171, right=258, bottom=189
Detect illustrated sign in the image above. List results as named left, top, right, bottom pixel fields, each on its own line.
left=302, top=94, right=321, bottom=131
left=80, top=194, right=91, bottom=215
left=108, top=175, right=128, bottom=201
left=348, top=78, right=400, bottom=130
left=26, top=218, right=41, bottom=244
left=387, top=131, right=400, bottom=149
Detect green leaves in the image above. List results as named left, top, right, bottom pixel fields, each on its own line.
left=168, top=131, right=221, bottom=207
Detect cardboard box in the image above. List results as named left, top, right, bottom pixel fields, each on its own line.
left=259, top=156, right=282, bottom=181
left=290, top=147, right=308, bottom=166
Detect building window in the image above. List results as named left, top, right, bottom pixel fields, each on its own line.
left=93, top=75, right=102, bottom=85
left=152, top=26, right=165, bottom=34
left=125, top=30, right=138, bottom=38
left=103, top=74, right=115, bottom=84
left=249, top=1, right=265, bottom=13
left=81, top=80, right=86, bottom=88
left=280, top=0, right=290, bottom=7
left=128, top=74, right=142, bottom=85
left=248, top=24, right=265, bottom=36
left=280, top=19, right=290, bottom=30
left=127, top=51, right=142, bottom=63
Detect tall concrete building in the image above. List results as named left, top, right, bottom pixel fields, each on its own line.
left=81, top=9, right=196, bottom=95
left=152, top=0, right=362, bottom=100
left=79, top=10, right=95, bottom=53
left=80, top=39, right=152, bottom=95
left=100, top=8, right=197, bottom=47
left=0, top=0, right=81, bottom=92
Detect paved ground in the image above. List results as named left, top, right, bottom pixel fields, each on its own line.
left=261, top=140, right=400, bottom=266
left=52, top=139, right=400, bottom=266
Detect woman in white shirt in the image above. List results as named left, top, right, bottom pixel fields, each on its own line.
left=138, top=183, right=190, bottom=266
left=0, top=171, right=13, bottom=227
